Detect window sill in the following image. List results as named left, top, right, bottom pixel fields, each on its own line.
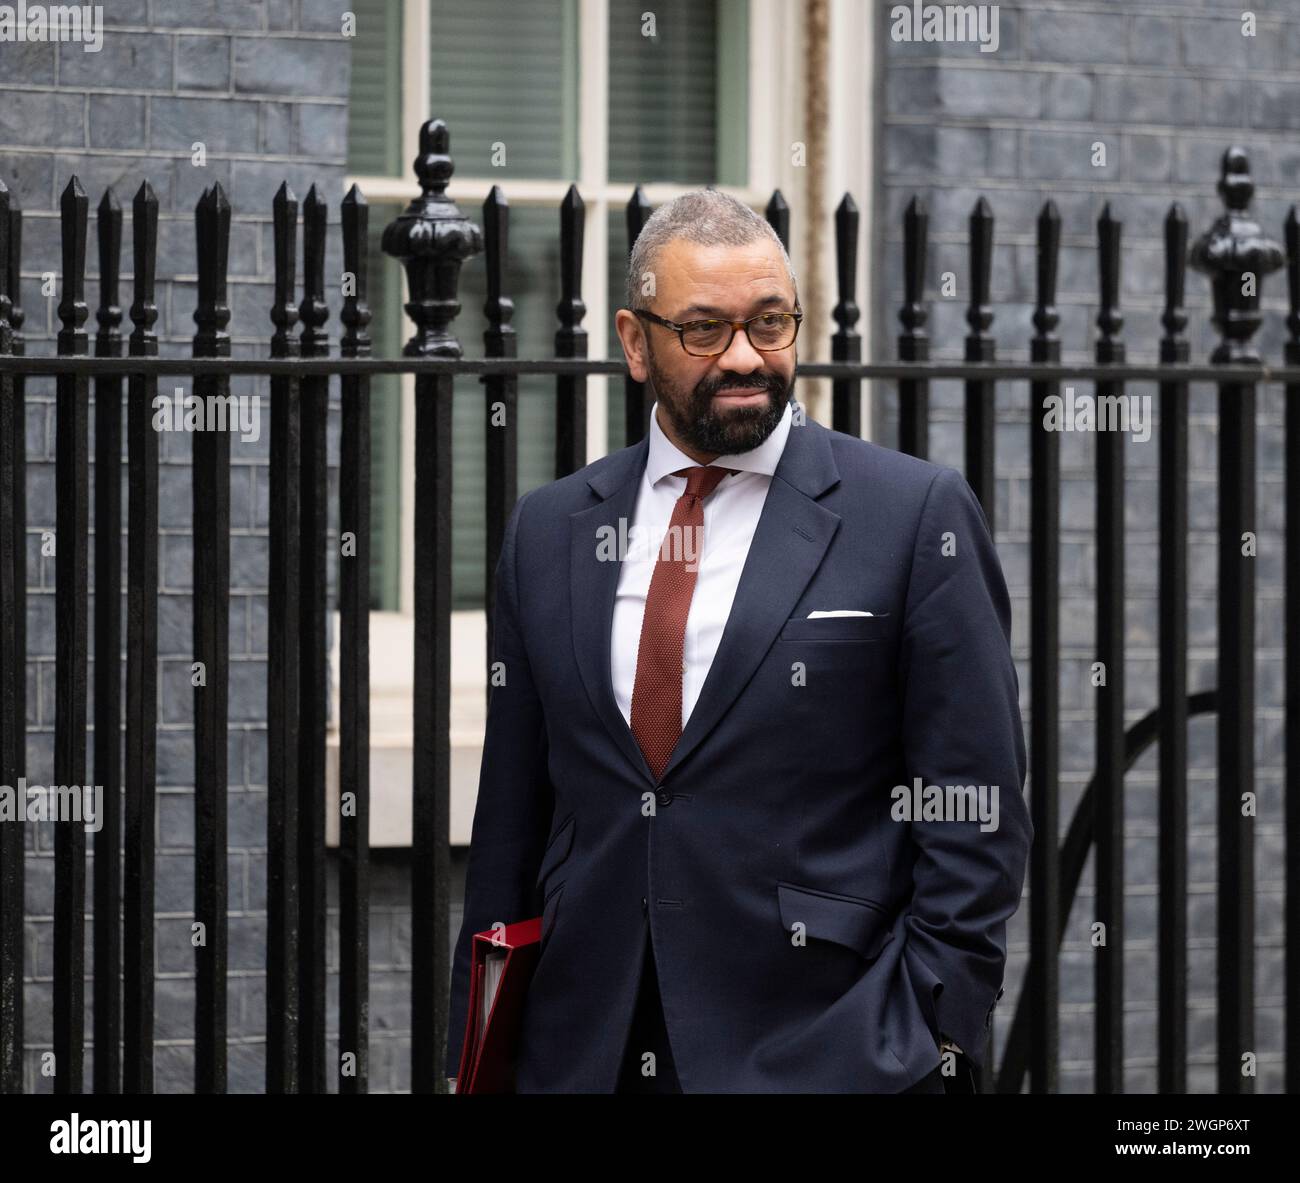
left=325, top=608, right=488, bottom=848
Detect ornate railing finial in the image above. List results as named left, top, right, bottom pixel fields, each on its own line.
left=1189, top=146, right=1284, bottom=364
left=381, top=118, right=483, bottom=358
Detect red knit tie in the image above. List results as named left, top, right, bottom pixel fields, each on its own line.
left=630, top=465, right=737, bottom=782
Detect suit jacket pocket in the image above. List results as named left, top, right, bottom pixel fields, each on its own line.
left=776, top=880, right=894, bottom=961
left=779, top=612, right=892, bottom=642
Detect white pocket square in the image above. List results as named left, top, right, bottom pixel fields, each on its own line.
left=806, top=609, right=874, bottom=618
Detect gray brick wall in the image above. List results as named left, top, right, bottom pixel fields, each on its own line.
left=875, top=0, right=1294, bottom=1092
left=0, top=0, right=434, bottom=1093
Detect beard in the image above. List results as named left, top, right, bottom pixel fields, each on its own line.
left=646, top=345, right=793, bottom=456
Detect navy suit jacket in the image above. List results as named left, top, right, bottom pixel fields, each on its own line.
left=446, top=405, right=1032, bottom=1092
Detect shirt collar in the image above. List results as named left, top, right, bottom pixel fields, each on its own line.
left=645, top=397, right=794, bottom=489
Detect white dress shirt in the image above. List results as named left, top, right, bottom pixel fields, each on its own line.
left=611, top=398, right=794, bottom=731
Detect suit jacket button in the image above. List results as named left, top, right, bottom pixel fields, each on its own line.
left=656, top=788, right=672, bottom=807
left=641, top=896, right=648, bottom=914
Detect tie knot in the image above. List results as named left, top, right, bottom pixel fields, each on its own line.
left=673, top=465, right=736, bottom=501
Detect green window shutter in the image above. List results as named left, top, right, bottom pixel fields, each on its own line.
left=366, top=212, right=404, bottom=611
left=607, top=0, right=748, bottom=186
left=348, top=0, right=404, bottom=609
left=449, top=206, right=561, bottom=610
left=425, top=0, right=580, bottom=610
left=347, top=0, right=403, bottom=176
left=714, top=0, right=750, bottom=189
left=605, top=0, right=750, bottom=450
left=429, top=0, right=579, bottom=181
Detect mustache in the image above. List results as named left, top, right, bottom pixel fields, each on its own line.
left=697, top=373, right=785, bottom=398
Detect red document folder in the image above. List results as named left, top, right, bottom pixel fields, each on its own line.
left=455, top=916, right=542, bottom=1094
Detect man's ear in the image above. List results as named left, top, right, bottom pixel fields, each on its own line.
left=614, top=308, right=650, bottom=383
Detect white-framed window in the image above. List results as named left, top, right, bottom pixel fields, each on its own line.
left=328, top=0, right=872, bottom=846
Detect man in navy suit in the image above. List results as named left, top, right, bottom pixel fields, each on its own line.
left=446, top=189, right=1032, bottom=1093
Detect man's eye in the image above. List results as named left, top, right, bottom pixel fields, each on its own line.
left=683, top=321, right=727, bottom=343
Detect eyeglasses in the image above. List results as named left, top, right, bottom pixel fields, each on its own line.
left=632, top=308, right=802, bottom=357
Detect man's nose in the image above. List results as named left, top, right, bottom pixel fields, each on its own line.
left=715, top=326, right=765, bottom=371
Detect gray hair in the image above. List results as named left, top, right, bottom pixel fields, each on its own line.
left=625, top=187, right=799, bottom=314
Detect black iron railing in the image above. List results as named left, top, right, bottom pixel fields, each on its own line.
left=0, top=120, right=1296, bottom=1095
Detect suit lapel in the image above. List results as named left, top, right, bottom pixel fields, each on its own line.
left=658, top=417, right=841, bottom=783
left=569, top=411, right=842, bottom=789
left=570, top=434, right=658, bottom=785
